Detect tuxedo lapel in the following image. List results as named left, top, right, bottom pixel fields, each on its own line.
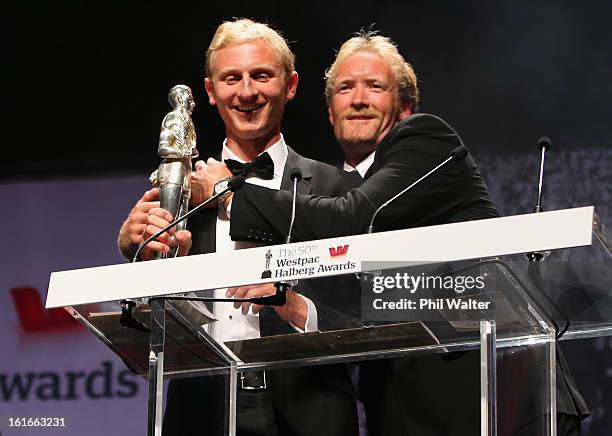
left=201, top=210, right=217, bottom=253
left=282, top=146, right=313, bottom=195
left=188, top=208, right=217, bottom=255
left=192, top=152, right=223, bottom=255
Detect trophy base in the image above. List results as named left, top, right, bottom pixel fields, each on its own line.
left=261, top=270, right=272, bottom=279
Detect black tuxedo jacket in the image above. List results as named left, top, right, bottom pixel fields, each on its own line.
left=230, top=113, right=498, bottom=242
left=162, top=145, right=361, bottom=436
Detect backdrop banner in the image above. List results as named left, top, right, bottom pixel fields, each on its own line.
left=0, top=176, right=150, bottom=436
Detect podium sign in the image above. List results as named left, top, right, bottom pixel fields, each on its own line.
left=46, top=207, right=612, bottom=436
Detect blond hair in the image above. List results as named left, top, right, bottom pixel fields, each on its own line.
left=206, top=18, right=295, bottom=80
left=324, top=31, right=419, bottom=111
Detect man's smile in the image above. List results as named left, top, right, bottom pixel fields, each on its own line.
left=233, top=102, right=266, bottom=114
left=343, top=109, right=381, bottom=122
left=346, top=115, right=376, bottom=121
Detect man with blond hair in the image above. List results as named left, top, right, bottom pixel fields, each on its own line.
left=119, top=19, right=360, bottom=436
left=320, top=33, right=587, bottom=436
left=323, top=32, right=419, bottom=172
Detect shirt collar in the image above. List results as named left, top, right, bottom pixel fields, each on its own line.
left=343, top=150, right=376, bottom=177
left=222, top=134, right=288, bottom=179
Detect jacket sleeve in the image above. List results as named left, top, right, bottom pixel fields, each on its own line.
left=230, top=134, right=489, bottom=243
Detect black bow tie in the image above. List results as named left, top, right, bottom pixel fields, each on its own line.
left=225, top=152, right=274, bottom=179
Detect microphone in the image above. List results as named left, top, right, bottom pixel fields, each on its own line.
left=534, top=136, right=551, bottom=213
left=121, top=166, right=308, bottom=332
left=119, top=175, right=247, bottom=331
left=257, top=168, right=304, bottom=306
left=367, top=145, right=468, bottom=233
left=286, top=168, right=303, bottom=244
left=525, top=137, right=552, bottom=262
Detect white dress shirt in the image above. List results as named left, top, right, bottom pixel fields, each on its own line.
left=343, top=150, right=375, bottom=177
left=207, top=135, right=317, bottom=342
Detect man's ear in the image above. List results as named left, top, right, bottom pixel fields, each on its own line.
left=328, top=106, right=334, bottom=126
left=399, top=101, right=412, bottom=120
left=204, top=78, right=216, bottom=105
left=285, top=71, right=299, bottom=101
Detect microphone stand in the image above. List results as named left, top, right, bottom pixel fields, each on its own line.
left=132, top=176, right=244, bottom=263
left=266, top=168, right=304, bottom=306
left=121, top=177, right=248, bottom=331
left=367, top=146, right=468, bottom=233
left=525, top=137, right=551, bottom=262
left=120, top=171, right=303, bottom=332
left=520, top=137, right=572, bottom=338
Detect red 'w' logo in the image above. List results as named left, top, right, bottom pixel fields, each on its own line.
left=329, top=245, right=349, bottom=257
left=10, top=287, right=81, bottom=333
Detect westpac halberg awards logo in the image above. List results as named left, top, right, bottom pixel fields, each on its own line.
left=261, top=249, right=273, bottom=279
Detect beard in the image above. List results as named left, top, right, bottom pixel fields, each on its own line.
left=341, top=124, right=380, bottom=144
left=336, top=122, right=380, bottom=161
left=337, top=111, right=383, bottom=145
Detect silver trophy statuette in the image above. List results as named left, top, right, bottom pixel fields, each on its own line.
left=158, top=84, right=198, bottom=159
left=150, top=84, right=199, bottom=258
left=120, top=85, right=199, bottom=324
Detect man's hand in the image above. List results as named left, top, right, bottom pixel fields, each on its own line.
left=190, top=158, right=233, bottom=207
left=226, top=284, right=308, bottom=330
left=139, top=207, right=192, bottom=260
left=118, top=189, right=160, bottom=260
left=117, top=188, right=192, bottom=261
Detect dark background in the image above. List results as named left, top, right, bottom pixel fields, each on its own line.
left=6, top=1, right=612, bottom=434
left=9, top=0, right=612, bottom=180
